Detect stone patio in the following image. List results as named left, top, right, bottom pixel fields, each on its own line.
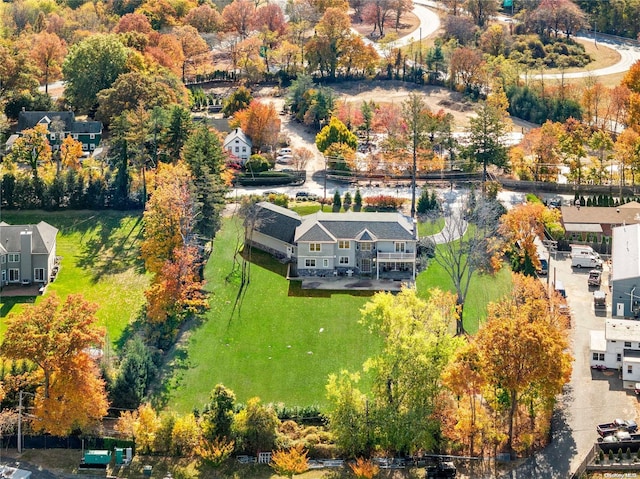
left=297, top=276, right=413, bottom=291
left=0, top=283, right=45, bottom=297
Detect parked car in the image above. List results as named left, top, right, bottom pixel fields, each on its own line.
left=588, top=270, right=602, bottom=286
left=594, top=290, right=606, bottom=310
left=295, top=191, right=318, bottom=200
left=597, top=418, right=638, bottom=437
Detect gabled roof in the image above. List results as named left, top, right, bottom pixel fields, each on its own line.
left=18, top=111, right=75, bottom=132
left=223, top=128, right=252, bottom=148
left=612, top=224, right=640, bottom=281
left=295, top=211, right=417, bottom=243
left=0, top=221, right=58, bottom=254
left=561, top=203, right=640, bottom=229
left=248, top=202, right=301, bottom=244
left=17, top=111, right=102, bottom=135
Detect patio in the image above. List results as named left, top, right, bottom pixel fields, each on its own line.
left=298, top=276, right=413, bottom=291
left=0, top=283, right=45, bottom=297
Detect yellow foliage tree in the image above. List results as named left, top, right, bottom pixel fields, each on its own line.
left=349, top=457, right=380, bottom=479
left=270, top=444, right=309, bottom=478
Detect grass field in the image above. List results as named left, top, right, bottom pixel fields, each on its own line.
left=164, top=213, right=511, bottom=413
left=0, top=210, right=148, bottom=346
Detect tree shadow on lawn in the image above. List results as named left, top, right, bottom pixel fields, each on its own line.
left=75, top=215, right=145, bottom=283
left=0, top=296, right=37, bottom=317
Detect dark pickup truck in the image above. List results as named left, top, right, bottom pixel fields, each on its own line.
left=597, top=418, right=638, bottom=437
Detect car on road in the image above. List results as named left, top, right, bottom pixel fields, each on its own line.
left=295, top=191, right=318, bottom=200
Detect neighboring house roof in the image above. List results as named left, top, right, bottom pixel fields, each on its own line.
left=295, top=211, right=417, bottom=243
left=606, top=318, right=640, bottom=342
left=0, top=221, right=58, bottom=254
left=223, top=128, right=252, bottom=149
left=561, top=202, right=640, bottom=232
left=590, top=330, right=607, bottom=351
left=249, top=202, right=302, bottom=244
left=17, top=111, right=102, bottom=135
left=612, top=224, right=640, bottom=282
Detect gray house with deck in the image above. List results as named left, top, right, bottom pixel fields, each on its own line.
left=246, top=203, right=418, bottom=282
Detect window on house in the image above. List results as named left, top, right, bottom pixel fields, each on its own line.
left=235, top=146, right=239, bottom=153
left=8, top=269, right=19, bottom=282
left=361, top=258, right=371, bottom=272
left=593, top=353, right=600, bottom=361
left=242, top=147, right=247, bottom=152
left=90, top=133, right=95, bottom=139
left=395, top=242, right=406, bottom=253
left=617, top=353, right=622, bottom=362
left=600, top=353, right=605, bottom=360
left=629, top=365, right=634, bottom=374
left=34, top=268, right=45, bottom=282
left=1, top=270, right=5, bottom=283
left=8, top=253, right=20, bottom=262
left=323, top=259, right=329, bottom=267
left=305, top=259, right=316, bottom=267
left=339, top=256, right=349, bottom=265
left=593, top=353, right=605, bottom=361
left=90, top=144, right=95, bottom=150
left=82, top=143, right=88, bottom=150
left=338, top=240, right=350, bottom=249
left=73, top=134, right=78, bottom=139
left=0, top=255, right=5, bottom=263
left=50, top=134, right=56, bottom=140
left=309, top=243, right=321, bottom=252
left=360, top=243, right=372, bottom=251
left=626, top=341, right=632, bottom=347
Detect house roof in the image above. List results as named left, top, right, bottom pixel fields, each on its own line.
left=17, top=111, right=102, bottom=135
left=605, top=318, right=640, bottom=342
left=561, top=202, right=640, bottom=232
left=612, top=224, right=640, bottom=281
left=248, top=202, right=301, bottom=244
left=590, top=330, right=607, bottom=351
left=223, top=128, right=252, bottom=148
left=0, top=221, right=58, bottom=254
left=295, top=211, right=417, bottom=243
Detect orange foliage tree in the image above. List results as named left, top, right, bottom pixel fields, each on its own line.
left=231, top=100, right=281, bottom=153
left=349, top=457, right=380, bottom=479
left=30, top=32, right=67, bottom=94
left=0, top=293, right=108, bottom=435
left=270, top=445, right=309, bottom=478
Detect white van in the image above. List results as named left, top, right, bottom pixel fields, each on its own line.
left=571, top=245, right=601, bottom=261
left=571, top=253, right=602, bottom=269
left=278, top=147, right=292, bottom=156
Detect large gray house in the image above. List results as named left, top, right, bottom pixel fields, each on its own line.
left=0, top=221, right=58, bottom=286
left=245, top=202, right=419, bottom=282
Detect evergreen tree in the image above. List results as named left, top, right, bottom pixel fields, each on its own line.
left=110, top=337, right=157, bottom=410
left=333, top=190, right=342, bottom=212
left=354, top=189, right=362, bottom=212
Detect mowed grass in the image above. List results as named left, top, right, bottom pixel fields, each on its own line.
left=165, top=216, right=381, bottom=413
left=0, top=210, right=148, bottom=345
left=166, top=213, right=511, bottom=413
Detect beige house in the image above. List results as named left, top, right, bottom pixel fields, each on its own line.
left=560, top=201, right=640, bottom=242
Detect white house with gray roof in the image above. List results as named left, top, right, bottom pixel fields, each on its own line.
left=246, top=203, right=418, bottom=283
left=0, top=221, right=58, bottom=287
left=611, top=224, right=640, bottom=318
left=223, top=128, right=252, bottom=163
left=591, top=319, right=640, bottom=388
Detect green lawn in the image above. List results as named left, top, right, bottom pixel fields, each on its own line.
left=418, top=217, right=445, bottom=237
left=165, top=214, right=513, bottom=413
left=163, top=216, right=380, bottom=413
left=0, top=210, right=148, bottom=345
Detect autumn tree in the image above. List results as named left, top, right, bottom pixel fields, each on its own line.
left=173, top=25, right=211, bottom=82
left=519, top=121, right=563, bottom=182
left=201, top=384, right=236, bottom=441
left=5, top=124, right=52, bottom=195
left=559, top=117, right=588, bottom=185
left=113, top=12, right=153, bottom=33
left=232, top=100, right=281, bottom=152
left=232, top=397, right=280, bottom=454
left=313, top=7, right=352, bottom=80
left=465, top=0, right=497, bottom=27
left=0, top=293, right=108, bottom=435
left=30, top=32, right=67, bottom=94
left=222, top=0, right=256, bottom=37
left=349, top=458, right=380, bottom=479
left=222, top=86, right=253, bottom=117
left=271, top=445, right=309, bottom=478
left=60, top=135, right=84, bottom=171
left=184, top=4, right=223, bottom=33
left=357, top=288, right=464, bottom=455
left=498, top=202, right=561, bottom=274
left=476, top=273, right=572, bottom=455
left=315, top=117, right=358, bottom=153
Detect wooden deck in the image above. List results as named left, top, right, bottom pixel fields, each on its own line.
left=0, top=284, right=45, bottom=297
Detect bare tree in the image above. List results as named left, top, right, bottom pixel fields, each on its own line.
left=432, top=191, right=503, bottom=335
